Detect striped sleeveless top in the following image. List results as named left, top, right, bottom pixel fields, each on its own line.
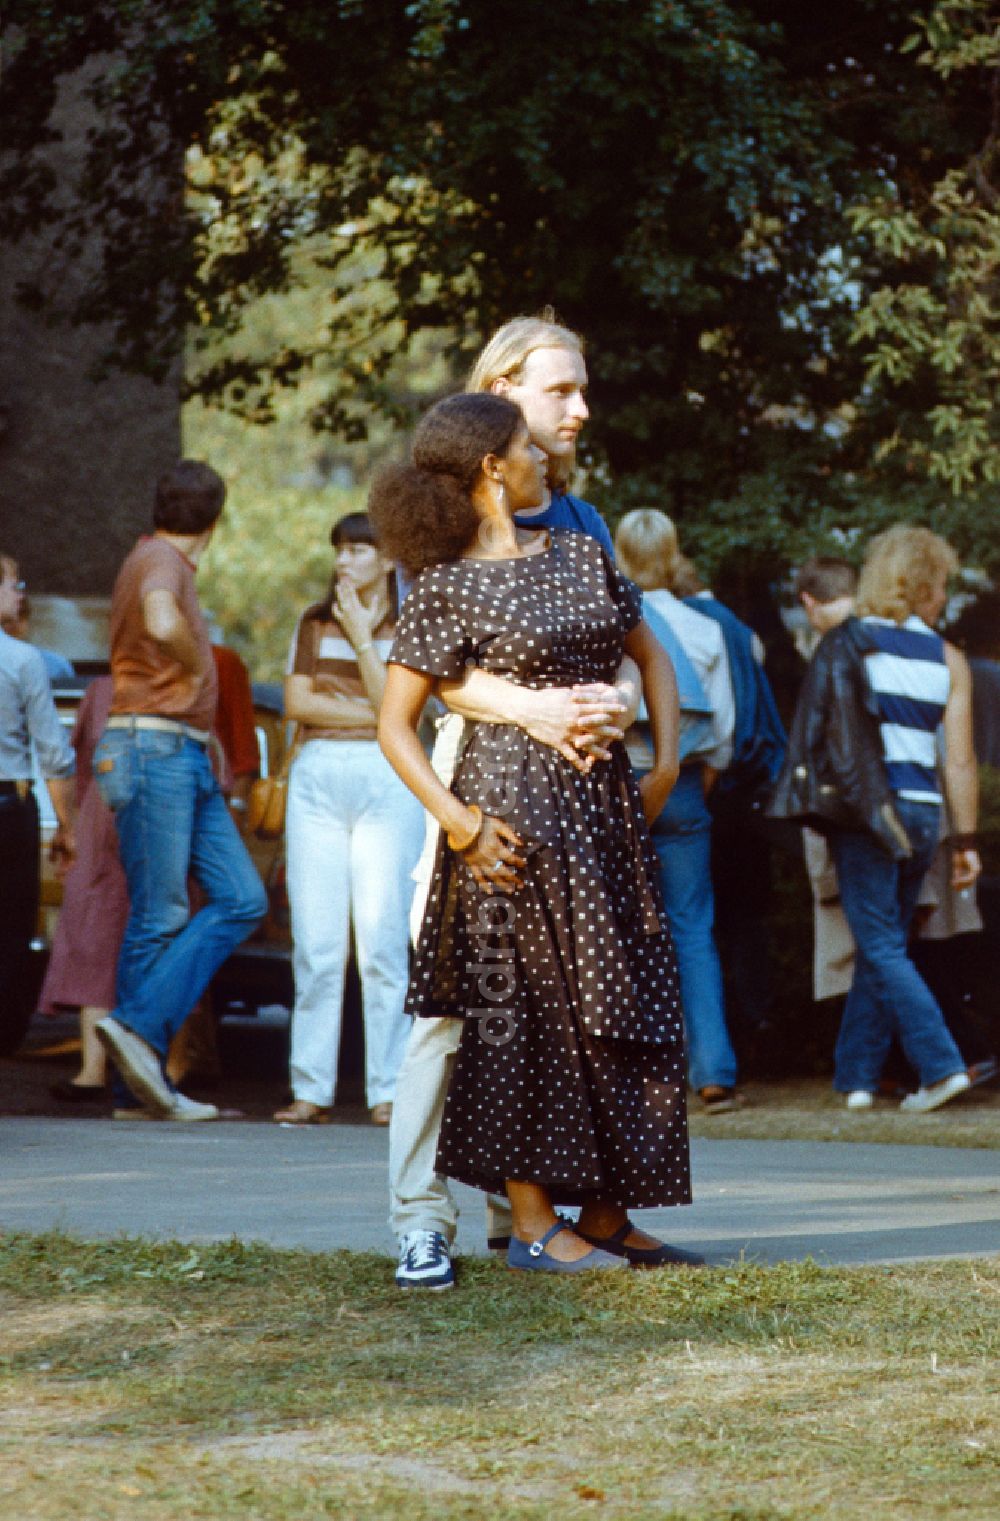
left=863, top=615, right=949, bottom=804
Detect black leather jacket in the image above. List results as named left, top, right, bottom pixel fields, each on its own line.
left=767, top=617, right=912, bottom=860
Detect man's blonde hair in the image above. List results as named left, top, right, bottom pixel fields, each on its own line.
left=614, top=508, right=681, bottom=591
left=466, top=310, right=584, bottom=393
left=855, top=524, right=958, bottom=623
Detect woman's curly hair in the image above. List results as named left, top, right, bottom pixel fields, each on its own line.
left=368, top=392, right=522, bottom=577
left=855, top=524, right=957, bottom=623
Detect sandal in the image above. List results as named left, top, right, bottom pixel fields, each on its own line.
left=698, top=1085, right=739, bottom=1115
left=273, top=1100, right=330, bottom=1125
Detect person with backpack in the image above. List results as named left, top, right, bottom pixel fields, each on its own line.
left=615, top=509, right=741, bottom=1114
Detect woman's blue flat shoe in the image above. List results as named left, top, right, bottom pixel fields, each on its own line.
left=507, top=1219, right=629, bottom=1274
left=577, top=1218, right=707, bottom=1268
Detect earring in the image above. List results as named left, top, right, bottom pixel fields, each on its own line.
left=494, top=478, right=507, bottom=515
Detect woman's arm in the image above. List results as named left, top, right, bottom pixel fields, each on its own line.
left=623, top=618, right=680, bottom=823
left=334, top=581, right=389, bottom=712
left=379, top=663, right=525, bottom=888
left=283, top=674, right=377, bottom=728
left=942, top=642, right=981, bottom=890
left=286, top=599, right=388, bottom=730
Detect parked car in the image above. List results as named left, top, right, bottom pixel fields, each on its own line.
left=1, top=675, right=294, bottom=1056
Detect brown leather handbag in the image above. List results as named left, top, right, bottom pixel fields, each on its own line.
left=246, top=726, right=303, bottom=840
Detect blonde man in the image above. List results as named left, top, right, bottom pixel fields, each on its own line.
left=390, top=315, right=700, bottom=1289
left=466, top=313, right=588, bottom=495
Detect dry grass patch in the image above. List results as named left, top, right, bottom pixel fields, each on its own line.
left=0, top=1234, right=997, bottom=1520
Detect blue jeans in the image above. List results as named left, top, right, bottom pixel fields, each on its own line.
left=648, top=767, right=737, bottom=1091
left=93, top=727, right=266, bottom=1057
left=830, top=798, right=965, bottom=1093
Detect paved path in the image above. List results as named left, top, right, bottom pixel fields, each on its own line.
left=2, top=1118, right=997, bottom=1264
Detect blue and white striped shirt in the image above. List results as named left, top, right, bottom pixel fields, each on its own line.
left=863, top=615, right=949, bottom=804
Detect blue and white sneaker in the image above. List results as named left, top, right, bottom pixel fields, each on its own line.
left=395, top=1230, right=455, bottom=1291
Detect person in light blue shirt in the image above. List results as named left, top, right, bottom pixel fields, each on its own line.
left=0, top=553, right=75, bottom=1051
left=678, top=558, right=786, bottom=1072
left=616, top=510, right=740, bottom=1114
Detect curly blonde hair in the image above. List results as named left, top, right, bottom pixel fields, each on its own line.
left=855, top=524, right=958, bottom=623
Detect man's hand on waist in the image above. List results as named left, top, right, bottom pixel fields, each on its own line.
left=440, top=667, right=626, bottom=772
left=508, top=683, right=627, bottom=771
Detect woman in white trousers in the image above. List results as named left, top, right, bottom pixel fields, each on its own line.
left=276, top=514, right=423, bottom=1125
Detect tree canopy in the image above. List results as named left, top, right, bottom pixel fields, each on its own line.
left=3, top=0, right=999, bottom=577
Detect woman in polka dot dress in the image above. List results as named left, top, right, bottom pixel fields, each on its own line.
left=373, top=392, right=694, bottom=1273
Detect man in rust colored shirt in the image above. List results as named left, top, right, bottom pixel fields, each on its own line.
left=93, top=461, right=265, bottom=1119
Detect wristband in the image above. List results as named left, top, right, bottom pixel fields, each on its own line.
left=447, top=804, right=484, bottom=853
left=950, top=832, right=978, bottom=851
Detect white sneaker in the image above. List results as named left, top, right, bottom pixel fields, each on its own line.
left=899, top=1071, right=971, bottom=1113
left=168, top=1091, right=219, bottom=1122
left=111, top=1093, right=218, bottom=1122
left=95, top=1018, right=174, bottom=1115
left=845, top=1090, right=874, bottom=1111
left=395, top=1230, right=455, bottom=1290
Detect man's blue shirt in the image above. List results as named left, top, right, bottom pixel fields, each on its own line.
left=514, top=491, right=614, bottom=558
left=398, top=490, right=614, bottom=605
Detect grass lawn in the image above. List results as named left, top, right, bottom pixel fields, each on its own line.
left=1, top=1234, right=997, bottom=1520
left=687, top=1078, right=1000, bottom=1149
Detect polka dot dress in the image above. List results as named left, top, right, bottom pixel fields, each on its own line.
left=391, top=531, right=691, bottom=1210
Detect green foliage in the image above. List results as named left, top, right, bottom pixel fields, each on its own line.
left=200, top=479, right=357, bottom=679
left=847, top=1, right=1000, bottom=528
left=3, top=1, right=1000, bottom=580
left=184, top=271, right=454, bottom=673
